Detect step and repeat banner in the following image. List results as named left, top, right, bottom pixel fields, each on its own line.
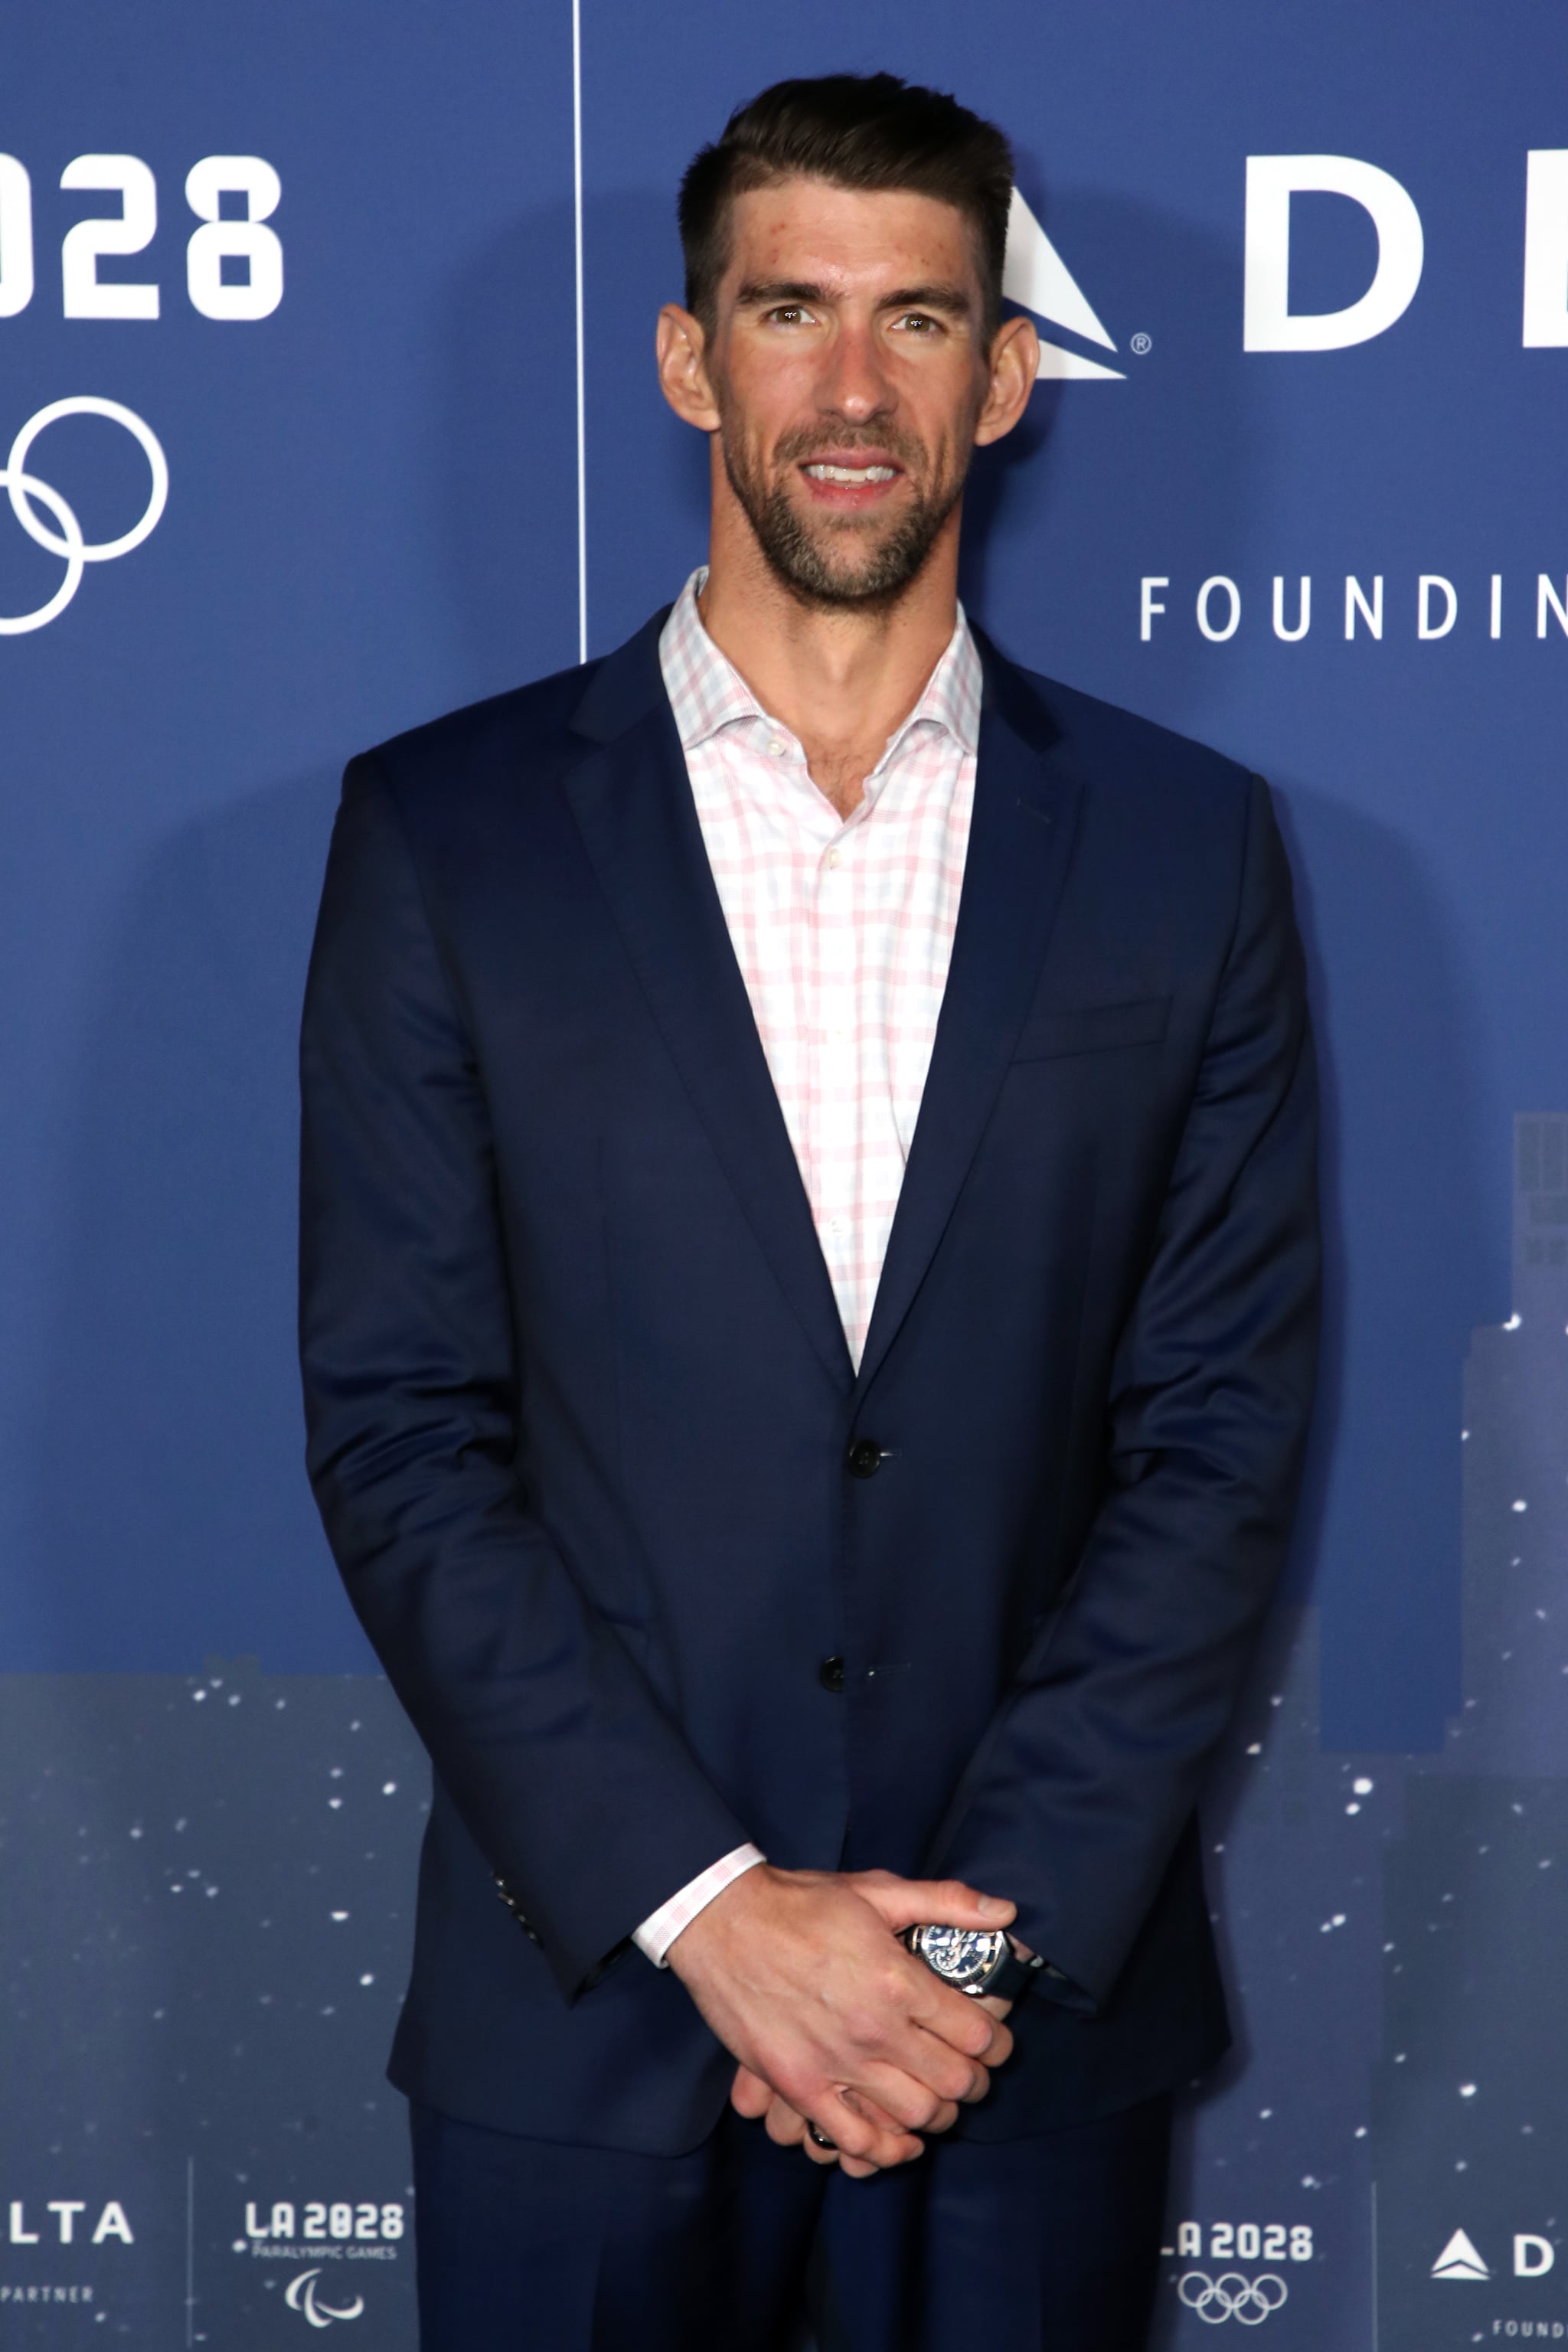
left=2, top=2, right=1565, bottom=2344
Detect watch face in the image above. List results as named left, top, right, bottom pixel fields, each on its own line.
left=910, top=1924, right=1008, bottom=1990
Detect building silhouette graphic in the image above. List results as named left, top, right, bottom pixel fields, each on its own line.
left=1156, top=1118, right=1568, bottom=2351
left=1370, top=1116, right=1568, bottom=2350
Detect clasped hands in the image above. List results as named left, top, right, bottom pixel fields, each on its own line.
left=667, top=1863, right=1018, bottom=2180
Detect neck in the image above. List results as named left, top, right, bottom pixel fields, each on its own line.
left=697, top=467, right=962, bottom=822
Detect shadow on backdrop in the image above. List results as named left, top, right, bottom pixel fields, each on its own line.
left=432, top=198, right=581, bottom=695
left=18, top=772, right=361, bottom=1673
left=960, top=183, right=1261, bottom=731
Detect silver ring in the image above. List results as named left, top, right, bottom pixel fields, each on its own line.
left=806, top=2121, right=837, bottom=2151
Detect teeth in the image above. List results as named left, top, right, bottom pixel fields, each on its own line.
left=804, top=463, right=897, bottom=484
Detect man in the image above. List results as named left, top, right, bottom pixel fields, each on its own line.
left=299, top=72, right=1319, bottom=2352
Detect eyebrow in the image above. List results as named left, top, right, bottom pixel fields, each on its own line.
left=880, top=283, right=973, bottom=318
left=734, top=278, right=974, bottom=319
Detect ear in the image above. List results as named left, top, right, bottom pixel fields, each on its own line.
left=973, top=312, right=1040, bottom=448
left=657, top=302, right=721, bottom=433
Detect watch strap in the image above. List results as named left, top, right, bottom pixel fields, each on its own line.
left=900, top=1922, right=1052, bottom=2000
left=983, top=1939, right=1047, bottom=2001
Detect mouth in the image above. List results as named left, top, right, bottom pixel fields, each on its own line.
left=795, top=451, right=907, bottom=513
left=801, top=462, right=900, bottom=485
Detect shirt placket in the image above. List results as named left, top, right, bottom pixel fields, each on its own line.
left=746, top=720, right=833, bottom=1208
left=812, top=785, right=880, bottom=1363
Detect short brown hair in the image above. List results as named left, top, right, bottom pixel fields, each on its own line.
left=678, top=73, right=1014, bottom=339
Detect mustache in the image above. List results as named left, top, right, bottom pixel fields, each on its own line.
left=771, top=423, right=929, bottom=471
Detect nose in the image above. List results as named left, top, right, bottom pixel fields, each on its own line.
left=818, top=315, right=894, bottom=423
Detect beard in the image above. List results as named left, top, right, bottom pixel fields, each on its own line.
left=718, top=413, right=971, bottom=612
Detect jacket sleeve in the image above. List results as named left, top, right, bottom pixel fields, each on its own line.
left=298, top=754, right=750, bottom=2001
left=927, top=775, right=1321, bottom=2013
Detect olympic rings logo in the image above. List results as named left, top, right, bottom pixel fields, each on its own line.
left=0, top=397, right=168, bottom=635
left=1178, top=2271, right=1290, bottom=2326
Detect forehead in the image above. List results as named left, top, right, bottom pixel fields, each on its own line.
left=721, top=176, right=982, bottom=299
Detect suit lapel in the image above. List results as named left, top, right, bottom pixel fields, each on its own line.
left=564, top=621, right=854, bottom=1394
left=854, top=648, right=1083, bottom=1399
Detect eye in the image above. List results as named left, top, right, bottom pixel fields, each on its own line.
left=892, top=311, right=942, bottom=335
left=764, top=304, right=815, bottom=327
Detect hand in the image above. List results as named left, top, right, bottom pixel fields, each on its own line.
left=729, top=2058, right=893, bottom=2179
left=730, top=1938, right=1030, bottom=2176
left=667, top=1865, right=1016, bottom=2172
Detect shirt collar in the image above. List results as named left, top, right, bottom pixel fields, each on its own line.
left=658, top=567, right=982, bottom=766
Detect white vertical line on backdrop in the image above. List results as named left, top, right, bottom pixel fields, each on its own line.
left=1370, top=2180, right=1380, bottom=2352
left=185, top=2158, right=195, bottom=2347
left=572, top=0, right=587, bottom=662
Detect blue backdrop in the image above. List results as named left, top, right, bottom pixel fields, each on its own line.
left=3, top=3, right=1566, bottom=2343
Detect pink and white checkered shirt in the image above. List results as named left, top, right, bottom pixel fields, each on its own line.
left=632, top=567, right=982, bottom=1965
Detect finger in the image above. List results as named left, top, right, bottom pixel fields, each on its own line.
left=825, top=2089, right=923, bottom=2171
left=903, top=1978, right=1010, bottom=2063
left=981, top=2014, right=1014, bottom=2068
left=837, top=2087, right=916, bottom=2138
left=836, top=2125, right=922, bottom=2168
left=851, top=2069, right=963, bottom=2145
left=867, top=2020, right=991, bottom=2110
left=975, top=1993, right=1014, bottom=2024
left=794, top=2103, right=842, bottom=2165
left=880, top=2001, right=1003, bottom=2095
left=730, top=2064, right=773, bottom=2120
left=916, top=2011, right=1012, bottom=2091
left=873, top=2023, right=1011, bottom=2113
left=851, top=2061, right=969, bottom=2135
left=764, top=2100, right=808, bottom=2148
left=838, top=2153, right=882, bottom=2180
left=852, top=1873, right=1015, bottom=1936
left=762, top=2092, right=899, bottom=2170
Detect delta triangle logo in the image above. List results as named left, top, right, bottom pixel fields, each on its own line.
left=1002, top=188, right=1125, bottom=381
left=1432, top=2230, right=1491, bottom=2282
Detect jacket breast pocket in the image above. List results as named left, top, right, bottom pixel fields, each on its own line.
left=1011, top=995, right=1171, bottom=1063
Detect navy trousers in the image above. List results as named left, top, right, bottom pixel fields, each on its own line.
left=410, top=2092, right=1171, bottom=2350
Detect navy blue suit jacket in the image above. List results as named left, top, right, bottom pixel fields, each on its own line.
left=299, top=610, right=1320, bottom=2153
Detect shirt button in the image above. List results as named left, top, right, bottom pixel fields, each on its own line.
left=846, top=1439, right=883, bottom=1480
left=825, top=1215, right=846, bottom=1238
left=818, top=1655, right=846, bottom=1693
left=768, top=738, right=786, bottom=757
left=822, top=848, right=841, bottom=870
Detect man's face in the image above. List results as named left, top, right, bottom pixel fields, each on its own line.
left=697, top=178, right=998, bottom=609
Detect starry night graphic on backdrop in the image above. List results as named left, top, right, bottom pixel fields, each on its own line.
left=0, top=1671, right=426, bottom=2344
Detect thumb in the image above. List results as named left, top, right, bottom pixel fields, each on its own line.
left=854, top=1873, right=1015, bottom=1936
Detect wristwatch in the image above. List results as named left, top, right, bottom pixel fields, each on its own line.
left=900, top=1922, right=1047, bottom=2001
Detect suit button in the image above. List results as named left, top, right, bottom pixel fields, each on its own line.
left=846, top=1439, right=883, bottom=1479
left=818, top=1655, right=846, bottom=1693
